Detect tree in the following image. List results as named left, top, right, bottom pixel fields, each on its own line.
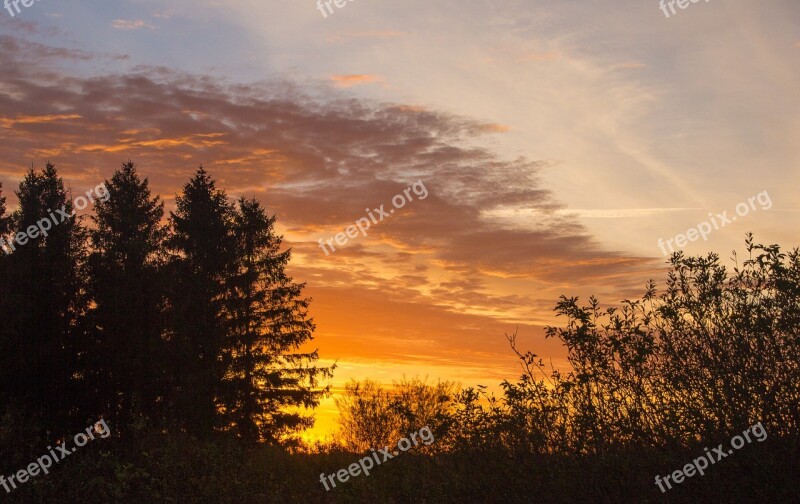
left=0, top=181, right=8, bottom=244
left=336, top=380, right=396, bottom=451
left=167, top=167, right=237, bottom=437
left=86, top=162, right=167, bottom=436
left=222, top=197, right=333, bottom=443
left=336, top=377, right=455, bottom=452
left=482, top=234, right=800, bottom=455
left=0, top=164, right=86, bottom=435
left=0, top=182, right=11, bottom=406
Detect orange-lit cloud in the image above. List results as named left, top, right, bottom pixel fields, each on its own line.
left=0, top=114, right=82, bottom=128
left=478, top=123, right=511, bottom=133
left=329, top=74, right=383, bottom=87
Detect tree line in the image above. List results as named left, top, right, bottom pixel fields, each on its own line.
left=0, top=162, right=332, bottom=444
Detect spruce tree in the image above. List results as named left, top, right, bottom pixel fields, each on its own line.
left=167, top=167, right=236, bottom=436
left=0, top=182, right=10, bottom=407
left=0, top=181, right=8, bottom=243
left=224, top=197, right=333, bottom=443
left=1, top=164, right=86, bottom=434
left=86, top=162, right=167, bottom=435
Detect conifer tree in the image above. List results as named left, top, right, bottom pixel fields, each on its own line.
left=0, top=181, right=8, bottom=243
left=167, top=167, right=236, bottom=436
left=0, top=182, right=10, bottom=407
left=1, top=164, right=86, bottom=434
left=223, top=197, right=333, bottom=443
left=86, top=162, right=167, bottom=435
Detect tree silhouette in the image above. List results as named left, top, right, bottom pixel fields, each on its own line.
left=0, top=181, right=8, bottom=241
left=0, top=164, right=86, bottom=435
left=166, top=167, right=237, bottom=437
left=85, top=162, right=168, bottom=436
left=0, top=182, right=10, bottom=409
left=446, top=235, right=800, bottom=455
left=336, top=378, right=455, bottom=452
left=222, top=197, right=333, bottom=443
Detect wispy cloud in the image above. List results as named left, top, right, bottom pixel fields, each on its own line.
left=556, top=208, right=701, bottom=218
left=153, top=10, right=175, bottom=20
left=112, top=19, right=156, bottom=30
left=517, top=51, right=560, bottom=62
left=616, top=61, right=647, bottom=69
left=326, top=31, right=409, bottom=44
left=0, top=114, right=82, bottom=128
left=329, top=74, right=383, bottom=87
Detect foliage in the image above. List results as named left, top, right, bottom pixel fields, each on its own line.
left=336, top=377, right=456, bottom=452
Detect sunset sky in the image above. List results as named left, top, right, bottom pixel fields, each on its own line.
left=1, top=0, right=798, bottom=440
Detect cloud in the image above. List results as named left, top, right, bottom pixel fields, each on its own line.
left=616, top=62, right=648, bottom=69
left=555, top=208, right=700, bottom=218
left=481, top=207, right=701, bottom=223
left=153, top=10, right=175, bottom=20
left=517, top=51, right=560, bottom=62
left=0, top=114, right=82, bottom=128
left=0, top=35, right=128, bottom=65
left=326, top=30, right=409, bottom=44
left=111, top=19, right=156, bottom=30
left=478, top=123, right=511, bottom=133
left=329, top=74, right=383, bottom=87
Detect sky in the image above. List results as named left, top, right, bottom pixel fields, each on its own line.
left=0, top=0, right=798, bottom=440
